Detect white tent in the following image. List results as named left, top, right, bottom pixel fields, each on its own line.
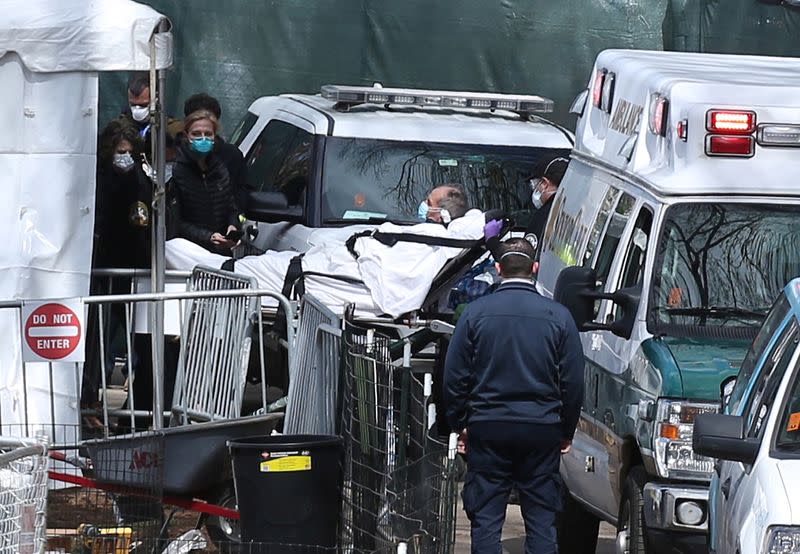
left=0, top=0, right=172, bottom=436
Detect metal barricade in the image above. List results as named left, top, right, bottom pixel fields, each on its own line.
left=170, top=267, right=260, bottom=425
left=340, top=323, right=458, bottom=554
left=284, top=295, right=342, bottom=435
left=0, top=436, right=49, bottom=554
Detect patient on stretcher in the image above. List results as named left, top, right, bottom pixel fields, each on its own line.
left=166, top=185, right=494, bottom=317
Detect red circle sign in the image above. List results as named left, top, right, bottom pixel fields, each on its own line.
left=24, top=303, right=82, bottom=360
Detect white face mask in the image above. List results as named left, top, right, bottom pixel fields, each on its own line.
left=130, top=105, right=149, bottom=122
left=112, top=152, right=135, bottom=172
left=531, top=188, right=544, bottom=209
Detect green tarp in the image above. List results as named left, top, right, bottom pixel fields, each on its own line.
left=100, top=0, right=800, bottom=133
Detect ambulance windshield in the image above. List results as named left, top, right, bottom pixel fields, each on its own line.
left=650, top=203, right=800, bottom=334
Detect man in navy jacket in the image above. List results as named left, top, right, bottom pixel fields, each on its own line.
left=444, top=236, right=584, bottom=554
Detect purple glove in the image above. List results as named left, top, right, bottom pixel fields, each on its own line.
left=483, top=219, right=503, bottom=240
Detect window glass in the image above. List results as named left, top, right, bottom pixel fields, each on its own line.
left=650, top=203, right=800, bottom=332
left=742, top=321, right=799, bottom=439
left=320, top=137, right=569, bottom=223
left=728, top=295, right=790, bottom=415
left=592, top=193, right=636, bottom=288
left=229, top=111, right=258, bottom=147
left=610, top=207, right=653, bottom=321
left=584, top=187, right=621, bottom=266
left=244, top=120, right=312, bottom=196
left=775, top=355, right=800, bottom=455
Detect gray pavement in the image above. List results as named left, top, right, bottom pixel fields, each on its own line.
left=454, top=501, right=616, bottom=553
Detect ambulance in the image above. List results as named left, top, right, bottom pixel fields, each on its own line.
left=536, top=49, right=800, bottom=553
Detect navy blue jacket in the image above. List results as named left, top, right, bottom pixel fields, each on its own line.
left=444, top=280, right=584, bottom=439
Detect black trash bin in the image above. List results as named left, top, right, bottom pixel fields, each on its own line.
left=228, top=434, right=343, bottom=551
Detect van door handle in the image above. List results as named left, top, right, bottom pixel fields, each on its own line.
left=721, top=477, right=731, bottom=499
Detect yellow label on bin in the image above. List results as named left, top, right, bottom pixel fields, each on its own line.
left=260, top=455, right=311, bottom=473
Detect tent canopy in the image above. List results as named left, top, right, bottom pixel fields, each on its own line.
left=0, top=0, right=172, bottom=73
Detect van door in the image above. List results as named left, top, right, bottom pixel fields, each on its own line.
left=559, top=182, right=631, bottom=518
left=579, top=190, right=642, bottom=516
left=244, top=116, right=316, bottom=252
left=717, top=320, right=799, bottom=552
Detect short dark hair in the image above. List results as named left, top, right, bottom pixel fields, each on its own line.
left=438, top=185, right=469, bottom=220
left=496, top=237, right=536, bottom=278
left=98, top=119, right=140, bottom=167
left=127, top=72, right=150, bottom=97
left=532, top=156, right=569, bottom=186
left=184, top=93, right=222, bottom=119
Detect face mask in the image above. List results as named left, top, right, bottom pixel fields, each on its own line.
left=130, top=105, right=149, bottom=122
left=417, top=201, right=429, bottom=221
left=164, top=162, right=175, bottom=182
left=531, top=189, right=544, bottom=209
left=190, top=137, right=214, bottom=155
left=112, top=152, right=135, bottom=173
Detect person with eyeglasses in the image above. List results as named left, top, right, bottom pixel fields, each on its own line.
left=525, top=156, right=569, bottom=253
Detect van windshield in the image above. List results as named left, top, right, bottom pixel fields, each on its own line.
left=650, top=203, right=800, bottom=336
left=320, top=137, right=569, bottom=225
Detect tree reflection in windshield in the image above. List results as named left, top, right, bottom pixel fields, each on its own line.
left=322, top=137, right=570, bottom=223
left=651, top=203, right=800, bottom=328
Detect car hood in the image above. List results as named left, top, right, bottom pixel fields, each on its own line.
left=661, top=337, right=748, bottom=400
left=777, top=459, right=800, bottom=525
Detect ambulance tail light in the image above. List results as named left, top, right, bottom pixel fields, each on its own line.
left=705, top=135, right=755, bottom=158
left=592, top=69, right=606, bottom=109
left=649, top=94, right=668, bottom=137
left=706, top=110, right=756, bottom=135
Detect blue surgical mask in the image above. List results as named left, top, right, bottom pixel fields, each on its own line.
left=190, top=137, right=214, bottom=155
left=417, top=201, right=429, bottom=221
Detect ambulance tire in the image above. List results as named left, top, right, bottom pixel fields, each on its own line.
left=617, top=466, right=649, bottom=553
left=557, top=491, right=599, bottom=553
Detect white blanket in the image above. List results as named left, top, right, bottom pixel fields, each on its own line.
left=166, top=209, right=485, bottom=317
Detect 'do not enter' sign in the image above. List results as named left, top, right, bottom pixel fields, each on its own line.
left=20, top=300, right=85, bottom=363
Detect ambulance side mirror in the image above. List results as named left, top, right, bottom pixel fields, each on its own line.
left=553, top=266, right=640, bottom=339
left=245, top=191, right=304, bottom=223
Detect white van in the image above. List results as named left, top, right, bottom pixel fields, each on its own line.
left=536, top=49, right=800, bottom=553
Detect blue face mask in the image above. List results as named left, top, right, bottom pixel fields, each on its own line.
left=190, top=137, right=214, bottom=155
left=417, top=201, right=429, bottom=221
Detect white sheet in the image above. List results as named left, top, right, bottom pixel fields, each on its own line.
left=165, top=209, right=486, bottom=317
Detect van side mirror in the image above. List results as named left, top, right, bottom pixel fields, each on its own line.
left=245, top=191, right=303, bottom=223
left=552, top=266, right=641, bottom=340
left=692, top=413, right=759, bottom=465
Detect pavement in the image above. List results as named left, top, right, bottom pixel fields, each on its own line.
left=453, top=500, right=616, bottom=553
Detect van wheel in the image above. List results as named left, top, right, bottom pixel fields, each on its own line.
left=617, top=466, right=648, bottom=554
left=557, top=491, right=599, bottom=553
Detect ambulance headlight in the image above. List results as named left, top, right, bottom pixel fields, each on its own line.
left=653, top=399, right=718, bottom=480
left=762, top=526, right=800, bottom=554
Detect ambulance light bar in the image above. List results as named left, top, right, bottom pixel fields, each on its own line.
left=321, top=85, right=554, bottom=114
left=706, top=110, right=756, bottom=135
left=757, top=124, right=800, bottom=147
left=649, top=94, right=668, bottom=137
left=591, top=69, right=615, bottom=113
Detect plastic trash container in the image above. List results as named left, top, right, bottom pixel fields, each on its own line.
left=228, top=434, right=343, bottom=550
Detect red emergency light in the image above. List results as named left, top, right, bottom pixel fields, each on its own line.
left=592, top=69, right=606, bottom=109
left=706, top=110, right=756, bottom=135
left=705, top=135, right=754, bottom=158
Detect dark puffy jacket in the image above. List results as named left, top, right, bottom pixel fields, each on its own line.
left=172, top=142, right=240, bottom=254
left=443, top=281, right=584, bottom=439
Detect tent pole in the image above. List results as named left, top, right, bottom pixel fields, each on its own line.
left=149, top=22, right=168, bottom=430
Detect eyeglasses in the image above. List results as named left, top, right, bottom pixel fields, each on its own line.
left=528, top=177, right=545, bottom=192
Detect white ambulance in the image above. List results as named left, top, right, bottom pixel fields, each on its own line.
left=536, top=49, right=800, bottom=553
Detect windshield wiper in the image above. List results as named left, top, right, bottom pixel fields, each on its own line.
left=658, top=306, right=768, bottom=319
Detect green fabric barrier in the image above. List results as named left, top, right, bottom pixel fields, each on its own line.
left=99, top=0, right=800, bottom=133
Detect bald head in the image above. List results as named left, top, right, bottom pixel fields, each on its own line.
left=425, top=185, right=468, bottom=223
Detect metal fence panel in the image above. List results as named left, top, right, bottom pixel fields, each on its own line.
left=0, top=436, right=49, bottom=554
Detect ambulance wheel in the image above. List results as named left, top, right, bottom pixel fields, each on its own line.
left=557, top=490, right=599, bottom=552
left=205, top=483, right=241, bottom=547
left=617, top=466, right=648, bottom=554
